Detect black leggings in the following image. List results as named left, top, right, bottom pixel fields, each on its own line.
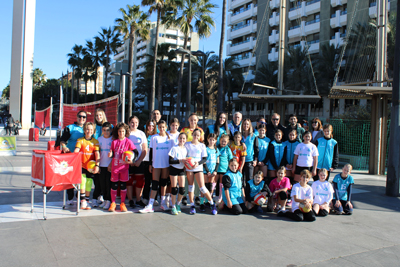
left=285, top=209, right=316, bottom=221
left=92, top=174, right=101, bottom=200
left=226, top=203, right=248, bottom=215
left=99, top=167, right=111, bottom=201
left=242, top=162, right=254, bottom=185
left=142, top=161, right=152, bottom=200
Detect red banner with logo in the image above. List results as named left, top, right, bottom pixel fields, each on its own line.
left=31, top=150, right=82, bottom=191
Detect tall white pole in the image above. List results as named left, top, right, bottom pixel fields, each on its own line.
left=50, top=97, right=52, bottom=142
left=121, top=75, right=126, bottom=123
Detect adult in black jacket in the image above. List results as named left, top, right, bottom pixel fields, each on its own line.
left=266, top=113, right=286, bottom=141
left=6, top=114, right=15, bottom=136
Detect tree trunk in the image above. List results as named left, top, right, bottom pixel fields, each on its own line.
left=217, top=0, right=226, bottom=112
left=76, top=77, right=80, bottom=104
left=94, top=76, right=97, bottom=101
left=128, top=27, right=134, bottom=117
left=176, top=37, right=188, bottom=121
left=151, top=11, right=161, bottom=112
left=158, top=63, right=163, bottom=111
left=85, top=79, right=88, bottom=103
left=105, top=49, right=109, bottom=98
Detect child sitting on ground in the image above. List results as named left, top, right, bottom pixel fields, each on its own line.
left=312, top=168, right=334, bottom=216
left=332, top=164, right=354, bottom=215
left=245, top=171, right=272, bottom=213
left=267, top=166, right=291, bottom=213
left=222, top=158, right=247, bottom=215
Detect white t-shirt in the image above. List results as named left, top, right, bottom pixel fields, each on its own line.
left=294, top=143, right=319, bottom=167
left=312, top=180, right=334, bottom=205
left=129, top=130, right=147, bottom=160
left=168, top=145, right=188, bottom=169
left=150, top=134, right=173, bottom=168
left=167, top=131, right=180, bottom=145
left=185, top=142, right=207, bottom=172
left=291, top=183, right=313, bottom=212
left=98, top=136, right=112, bottom=167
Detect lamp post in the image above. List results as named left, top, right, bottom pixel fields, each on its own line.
left=192, top=50, right=214, bottom=129
left=111, top=70, right=131, bottom=123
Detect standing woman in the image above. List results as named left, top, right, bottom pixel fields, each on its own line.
left=128, top=116, right=148, bottom=207
left=93, top=108, right=112, bottom=139
left=314, top=124, right=339, bottom=181
left=310, top=118, right=324, bottom=144
left=241, top=118, right=259, bottom=187
left=205, top=112, right=230, bottom=146
left=141, top=119, right=158, bottom=205
left=180, top=113, right=205, bottom=143
left=60, top=110, right=87, bottom=204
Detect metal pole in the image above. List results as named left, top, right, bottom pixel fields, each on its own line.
left=277, top=0, right=287, bottom=95
left=121, top=73, right=126, bottom=123
left=202, top=55, right=206, bottom=129
left=34, top=103, right=36, bottom=129
left=71, top=70, right=74, bottom=104
left=186, top=54, right=192, bottom=126
left=50, top=97, right=52, bottom=142
left=386, top=0, right=400, bottom=196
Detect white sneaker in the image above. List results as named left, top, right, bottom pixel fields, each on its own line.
left=92, top=199, right=98, bottom=207
left=139, top=205, right=154, bottom=213
left=66, top=200, right=73, bottom=205
left=97, top=195, right=104, bottom=204
left=81, top=200, right=91, bottom=210
left=165, top=195, right=171, bottom=207
left=103, top=200, right=111, bottom=210
left=160, top=202, right=170, bottom=211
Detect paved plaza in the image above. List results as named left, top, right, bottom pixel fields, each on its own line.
left=0, top=135, right=399, bottom=266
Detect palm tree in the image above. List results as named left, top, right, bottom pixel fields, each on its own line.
left=141, top=0, right=176, bottom=112
left=84, top=39, right=102, bottom=100
left=115, top=5, right=150, bottom=117
left=67, top=44, right=84, bottom=104
left=221, top=57, right=243, bottom=113
left=163, top=0, right=217, bottom=121
left=96, top=27, right=122, bottom=98
left=254, top=61, right=278, bottom=94
left=217, top=0, right=226, bottom=112
left=315, top=44, right=340, bottom=96
left=32, top=68, right=46, bottom=89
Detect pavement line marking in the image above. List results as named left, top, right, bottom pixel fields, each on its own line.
left=0, top=166, right=31, bottom=173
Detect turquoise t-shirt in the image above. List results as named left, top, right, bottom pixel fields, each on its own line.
left=217, top=146, right=233, bottom=173
left=333, top=174, right=354, bottom=201
left=204, top=147, right=220, bottom=174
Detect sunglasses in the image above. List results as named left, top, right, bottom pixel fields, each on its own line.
left=272, top=118, right=279, bottom=121
left=312, top=121, right=318, bottom=124
left=78, top=115, right=86, bottom=119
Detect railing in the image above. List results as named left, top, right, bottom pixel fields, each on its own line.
left=331, top=13, right=336, bottom=18
left=306, top=0, right=320, bottom=6
left=233, top=55, right=250, bottom=61
left=331, top=35, right=336, bottom=39
left=341, top=10, right=347, bottom=15
left=289, top=25, right=301, bottom=30
left=370, top=2, right=376, bottom=7
left=231, top=23, right=250, bottom=31
left=305, top=18, right=320, bottom=25
left=232, top=6, right=251, bottom=16
left=289, top=5, right=301, bottom=11
left=230, top=39, right=250, bottom=47
left=340, top=33, right=346, bottom=37
left=307, top=39, right=320, bottom=45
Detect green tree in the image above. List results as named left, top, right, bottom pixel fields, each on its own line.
left=67, top=44, right=84, bottom=104
left=95, top=27, right=122, bottom=98
left=315, top=44, right=340, bottom=96
left=84, top=39, right=103, bottom=101
left=1, top=84, right=10, bottom=99
left=254, top=61, right=278, bottom=94
left=32, top=68, right=46, bottom=89
left=115, top=4, right=151, bottom=118
left=164, top=0, right=217, bottom=121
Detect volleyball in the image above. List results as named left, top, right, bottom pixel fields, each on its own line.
left=254, top=193, right=266, bottom=206
left=299, top=202, right=312, bottom=213
left=87, top=160, right=96, bottom=173
left=184, top=157, right=197, bottom=170
left=122, top=151, right=135, bottom=162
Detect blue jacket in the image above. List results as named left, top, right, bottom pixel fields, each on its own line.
left=257, top=136, right=270, bottom=163
left=315, top=137, right=339, bottom=169
left=60, top=123, right=84, bottom=152
left=242, top=134, right=259, bottom=162
left=266, top=140, right=286, bottom=170
left=222, top=170, right=244, bottom=205
left=283, top=140, right=300, bottom=165
left=228, top=121, right=241, bottom=137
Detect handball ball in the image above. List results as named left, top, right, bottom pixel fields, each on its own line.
left=254, top=193, right=266, bottom=206
left=122, top=151, right=135, bottom=162
left=299, top=202, right=311, bottom=213
left=87, top=160, right=96, bottom=173
left=184, top=157, right=197, bottom=170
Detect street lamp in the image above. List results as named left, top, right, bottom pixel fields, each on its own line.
left=174, top=48, right=192, bottom=125
left=192, top=50, right=214, bottom=129
left=111, top=70, right=131, bottom=123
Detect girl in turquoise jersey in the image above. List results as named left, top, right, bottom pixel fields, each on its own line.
left=205, top=112, right=230, bottom=146
left=283, top=130, right=300, bottom=179
left=266, top=130, right=286, bottom=179
left=216, top=134, right=234, bottom=204
left=202, top=133, right=220, bottom=211
left=255, top=124, right=270, bottom=181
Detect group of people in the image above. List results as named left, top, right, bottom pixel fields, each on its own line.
left=2, top=114, right=21, bottom=136
left=59, top=109, right=354, bottom=221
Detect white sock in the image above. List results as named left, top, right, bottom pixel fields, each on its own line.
left=209, top=199, right=214, bottom=205
left=281, top=206, right=286, bottom=211
left=161, top=196, right=166, bottom=203
left=190, top=202, right=195, bottom=207
left=149, top=198, right=154, bottom=207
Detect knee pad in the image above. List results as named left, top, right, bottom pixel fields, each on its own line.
left=120, top=182, right=127, bottom=190
left=188, top=185, right=194, bottom=193
left=135, top=174, right=145, bottom=188
left=319, top=209, right=329, bottom=217
left=205, top=183, right=212, bottom=192
left=171, top=187, right=178, bottom=196
left=179, top=187, right=186, bottom=196
left=200, top=186, right=209, bottom=194
left=151, top=180, right=159, bottom=191
left=159, top=178, right=168, bottom=187
left=111, top=182, right=119, bottom=191
left=278, top=191, right=287, bottom=200
left=85, top=178, right=93, bottom=191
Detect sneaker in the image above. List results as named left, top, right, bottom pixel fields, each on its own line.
left=92, top=199, right=98, bottom=207
left=176, top=205, right=181, bottom=213
left=99, top=201, right=106, bottom=208
left=205, top=202, right=211, bottom=209
left=136, top=200, right=146, bottom=207
left=266, top=206, right=273, bottom=212
left=81, top=200, right=91, bottom=210
left=66, top=200, right=73, bottom=205
left=108, top=202, right=116, bottom=212
left=277, top=208, right=286, bottom=214
left=195, top=197, right=201, bottom=206
left=129, top=200, right=135, bottom=208
left=97, top=195, right=104, bottom=204
left=161, top=202, right=170, bottom=211
left=171, top=206, right=178, bottom=215
left=200, top=204, right=205, bottom=212
left=286, top=201, right=292, bottom=207
left=139, top=205, right=154, bottom=213
left=190, top=205, right=196, bottom=215
left=335, top=210, right=343, bottom=215
left=277, top=209, right=287, bottom=217
left=182, top=196, right=188, bottom=206
left=120, top=202, right=128, bottom=212
left=103, top=200, right=111, bottom=210
left=153, top=200, right=159, bottom=206
left=211, top=203, right=218, bottom=215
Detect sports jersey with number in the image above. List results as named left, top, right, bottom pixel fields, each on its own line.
left=110, top=138, right=136, bottom=172
left=332, top=174, right=354, bottom=201
left=229, top=143, right=247, bottom=167
left=185, top=142, right=207, bottom=172
left=180, top=127, right=204, bottom=142
left=75, top=137, right=100, bottom=170
left=150, top=134, right=173, bottom=168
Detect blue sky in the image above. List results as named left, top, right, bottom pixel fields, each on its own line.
left=0, top=0, right=224, bottom=93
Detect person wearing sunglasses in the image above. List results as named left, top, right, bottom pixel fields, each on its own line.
left=254, top=116, right=266, bottom=137
left=60, top=110, right=87, bottom=204
left=266, top=113, right=287, bottom=142
left=310, top=117, right=324, bottom=144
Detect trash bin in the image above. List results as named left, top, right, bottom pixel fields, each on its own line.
left=29, top=128, right=39, bottom=141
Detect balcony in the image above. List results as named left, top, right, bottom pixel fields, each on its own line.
left=270, top=0, right=280, bottom=9
left=228, top=4, right=257, bottom=26
left=269, top=12, right=280, bottom=27
left=330, top=10, right=347, bottom=28
left=137, top=48, right=147, bottom=57
left=113, top=51, right=124, bottom=61
left=268, top=48, right=278, bottom=62
left=137, top=40, right=147, bottom=49
left=136, top=57, right=147, bottom=66
left=369, top=2, right=390, bottom=18
left=307, top=40, right=320, bottom=54
left=269, top=30, right=279, bottom=44
left=305, top=19, right=320, bottom=35
left=288, top=22, right=303, bottom=38
left=235, top=56, right=256, bottom=67
left=228, top=0, right=249, bottom=11
left=227, top=37, right=256, bottom=56
left=330, top=32, right=345, bottom=47
left=243, top=70, right=255, bottom=81
left=305, top=0, right=321, bottom=15
left=228, top=20, right=257, bottom=41
left=136, top=66, right=146, bottom=74
left=331, top=0, right=348, bottom=7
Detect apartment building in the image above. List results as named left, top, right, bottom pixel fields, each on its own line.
left=227, top=0, right=396, bottom=121
left=110, top=22, right=200, bottom=112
